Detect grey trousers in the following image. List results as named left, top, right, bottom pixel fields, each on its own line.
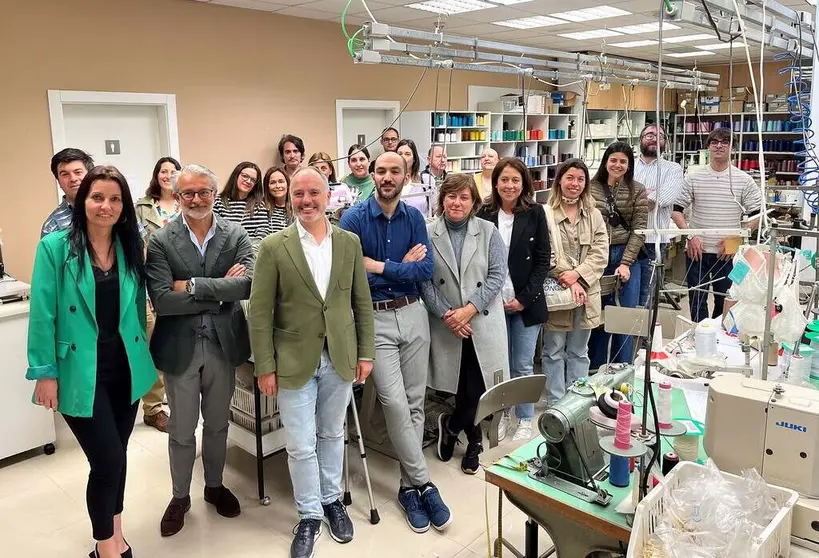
left=372, top=301, right=431, bottom=488
left=164, top=337, right=236, bottom=499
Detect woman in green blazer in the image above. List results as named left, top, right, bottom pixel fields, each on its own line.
left=27, top=166, right=156, bottom=558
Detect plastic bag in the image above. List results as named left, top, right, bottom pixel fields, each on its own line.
left=641, top=460, right=782, bottom=557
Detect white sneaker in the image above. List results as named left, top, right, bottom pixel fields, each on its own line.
left=497, top=411, right=511, bottom=442
left=512, top=419, right=532, bottom=441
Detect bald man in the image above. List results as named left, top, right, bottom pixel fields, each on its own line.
left=475, top=148, right=499, bottom=201
left=249, top=166, right=375, bottom=558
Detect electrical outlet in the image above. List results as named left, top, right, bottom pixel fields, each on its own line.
left=599, top=82, right=611, bottom=91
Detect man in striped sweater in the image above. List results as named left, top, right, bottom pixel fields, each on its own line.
left=672, top=128, right=761, bottom=323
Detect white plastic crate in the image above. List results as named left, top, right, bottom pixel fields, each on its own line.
left=627, top=462, right=799, bottom=558
left=231, top=384, right=278, bottom=418
left=229, top=408, right=281, bottom=435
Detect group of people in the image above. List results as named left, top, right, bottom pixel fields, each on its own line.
left=26, top=120, right=759, bottom=558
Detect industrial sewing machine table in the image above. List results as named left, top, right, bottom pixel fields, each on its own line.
left=483, top=387, right=699, bottom=558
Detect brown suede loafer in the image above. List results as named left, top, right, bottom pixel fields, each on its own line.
left=160, top=496, right=191, bottom=537
left=144, top=410, right=169, bottom=433
left=204, top=485, right=241, bottom=518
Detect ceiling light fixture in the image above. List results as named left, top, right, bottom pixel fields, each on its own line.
left=407, top=0, right=496, bottom=14
left=549, top=6, right=630, bottom=22
left=492, top=15, right=567, bottom=28
left=609, top=40, right=659, bottom=48
left=667, top=50, right=716, bottom=57
left=612, top=22, right=680, bottom=34
left=558, top=29, right=624, bottom=40
left=663, top=33, right=714, bottom=43
left=695, top=42, right=747, bottom=50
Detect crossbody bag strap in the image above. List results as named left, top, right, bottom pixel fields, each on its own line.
left=602, top=183, right=631, bottom=232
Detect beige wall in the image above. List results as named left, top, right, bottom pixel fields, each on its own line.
left=0, top=0, right=541, bottom=282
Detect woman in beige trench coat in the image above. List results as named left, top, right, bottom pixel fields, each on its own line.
left=542, top=159, right=609, bottom=404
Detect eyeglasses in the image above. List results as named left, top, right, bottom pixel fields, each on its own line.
left=641, top=133, right=666, bottom=140
left=239, top=172, right=258, bottom=185
left=382, top=137, right=399, bottom=143
left=709, top=140, right=731, bottom=147
left=178, top=189, right=214, bottom=201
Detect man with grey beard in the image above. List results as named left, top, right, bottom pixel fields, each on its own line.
left=146, top=164, right=254, bottom=537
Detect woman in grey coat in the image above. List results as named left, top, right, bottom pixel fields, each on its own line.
left=421, top=174, right=509, bottom=476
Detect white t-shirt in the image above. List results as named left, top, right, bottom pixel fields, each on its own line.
left=498, top=210, right=516, bottom=303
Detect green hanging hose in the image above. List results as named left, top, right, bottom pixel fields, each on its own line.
left=664, top=0, right=677, bottom=15
left=341, top=0, right=366, bottom=58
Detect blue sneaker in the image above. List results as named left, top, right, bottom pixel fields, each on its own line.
left=397, top=487, right=430, bottom=533
left=419, top=482, right=452, bottom=531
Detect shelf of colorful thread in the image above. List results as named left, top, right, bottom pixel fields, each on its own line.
left=598, top=399, right=650, bottom=488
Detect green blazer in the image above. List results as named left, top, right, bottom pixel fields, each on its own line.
left=26, top=230, right=157, bottom=417
left=248, top=222, right=375, bottom=390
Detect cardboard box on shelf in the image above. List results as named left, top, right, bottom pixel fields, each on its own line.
left=720, top=100, right=744, bottom=114
left=722, top=87, right=750, bottom=101
left=700, top=104, right=720, bottom=115
left=677, top=91, right=697, bottom=111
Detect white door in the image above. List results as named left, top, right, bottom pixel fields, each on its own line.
left=335, top=101, right=400, bottom=172
left=62, top=104, right=167, bottom=202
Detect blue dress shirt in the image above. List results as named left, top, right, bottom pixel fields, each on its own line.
left=339, top=196, right=433, bottom=302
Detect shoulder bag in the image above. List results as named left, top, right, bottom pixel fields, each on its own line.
left=542, top=204, right=581, bottom=312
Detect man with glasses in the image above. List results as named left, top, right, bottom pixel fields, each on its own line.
left=370, top=127, right=400, bottom=172
left=634, top=124, right=685, bottom=306
left=146, top=164, right=255, bottom=537
left=672, top=128, right=761, bottom=322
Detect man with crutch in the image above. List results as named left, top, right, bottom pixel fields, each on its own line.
left=248, top=167, right=375, bottom=558
left=340, top=151, right=453, bottom=534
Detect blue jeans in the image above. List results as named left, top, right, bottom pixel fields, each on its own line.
left=543, top=308, right=592, bottom=405
left=589, top=244, right=641, bottom=369
left=638, top=243, right=667, bottom=307
left=505, top=313, right=542, bottom=420
left=686, top=254, right=734, bottom=323
left=277, top=351, right=353, bottom=520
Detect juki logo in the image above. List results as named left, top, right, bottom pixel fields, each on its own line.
left=776, top=421, right=807, bottom=433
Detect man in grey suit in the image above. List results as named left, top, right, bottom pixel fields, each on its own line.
left=146, top=164, right=254, bottom=537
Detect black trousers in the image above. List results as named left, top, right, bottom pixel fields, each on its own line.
left=448, top=337, right=486, bottom=444
left=63, top=371, right=137, bottom=541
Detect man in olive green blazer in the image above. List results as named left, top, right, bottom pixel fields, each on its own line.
left=248, top=167, right=374, bottom=558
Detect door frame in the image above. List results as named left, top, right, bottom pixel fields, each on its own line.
left=47, top=90, right=181, bottom=202
left=335, top=99, right=400, bottom=162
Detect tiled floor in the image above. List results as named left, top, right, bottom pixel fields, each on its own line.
left=0, top=409, right=555, bottom=558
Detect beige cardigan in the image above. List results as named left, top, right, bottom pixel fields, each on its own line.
left=545, top=202, right=609, bottom=331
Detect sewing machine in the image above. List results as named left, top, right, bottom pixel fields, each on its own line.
left=704, top=375, right=819, bottom=550
left=527, top=365, right=635, bottom=506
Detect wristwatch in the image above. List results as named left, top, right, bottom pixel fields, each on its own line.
left=185, top=278, right=195, bottom=295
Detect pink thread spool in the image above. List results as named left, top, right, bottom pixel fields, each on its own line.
left=658, top=382, right=672, bottom=430
left=613, top=400, right=633, bottom=450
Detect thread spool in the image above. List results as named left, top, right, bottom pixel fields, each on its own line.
left=662, top=452, right=680, bottom=475
left=695, top=321, right=718, bottom=358
left=613, top=400, right=633, bottom=450
left=657, top=382, right=672, bottom=430
left=788, top=355, right=805, bottom=385
left=597, top=390, right=627, bottom=420
left=610, top=455, right=631, bottom=487
left=674, top=435, right=700, bottom=462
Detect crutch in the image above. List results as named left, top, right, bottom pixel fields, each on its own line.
left=342, top=391, right=381, bottom=524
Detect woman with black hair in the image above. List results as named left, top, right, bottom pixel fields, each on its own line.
left=213, top=162, right=272, bottom=241
left=588, top=141, right=649, bottom=368
left=135, top=156, right=181, bottom=233
left=26, top=166, right=157, bottom=558
left=134, top=156, right=181, bottom=432
left=341, top=144, right=375, bottom=202
left=262, top=165, right=293, bottom=233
